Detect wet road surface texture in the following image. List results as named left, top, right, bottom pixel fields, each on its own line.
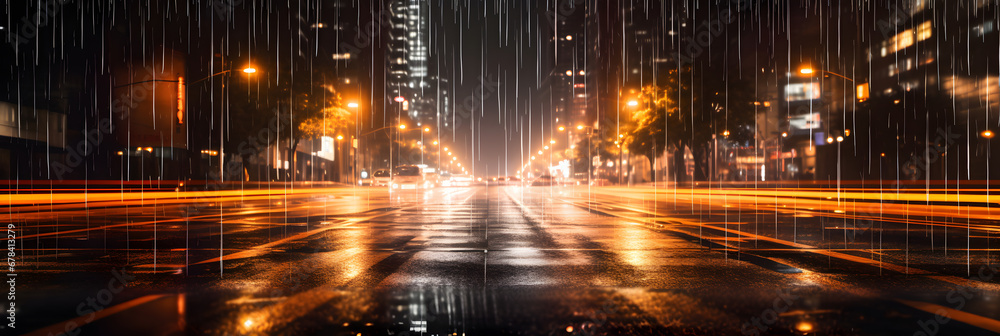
left=12, top=185, right=1000, bottom=335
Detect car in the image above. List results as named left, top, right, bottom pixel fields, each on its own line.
left=422, top=172, right=441, bottom=188
left=372, top=169, right=391, bottom=187
left=391, top=165, right=424, bottom=190
left=446, top=174, right=473, bottom=187
left=589, top=178, right=612, bottom=186
left=530, top=175, right=556, bottom=186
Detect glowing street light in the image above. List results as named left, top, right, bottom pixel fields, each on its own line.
left=799, top=68, right=814, bottom=74
left=347, top=102, right=359, bottom=108
left=836, top=136, right=844, bottom=142
left=399, top=124, right=407, bottom=130
left=336, top=135, right=344, bottom=140
left=983, top=130, right=995, bottom=139
left=242, top=67, right=257, bottom=74
left=627, top=100, right=639, bottom=107
left=577, top=125, right=584, bottom=130
left=558, top=126, right=565, bottom=131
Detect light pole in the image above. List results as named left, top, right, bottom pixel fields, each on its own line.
left=622, top=100, right=639, bottom=184
left=361, top=124, right=406, bottom=173
left=799, top=68, right=855, bottom=83
left=799, top=67, right=856, bottom=141
left=347, top=102, right=360, bottom=184
left=189, top=62, right=257, bottom=183
left=421, top=127, right=431, bottom=166
left=570, top=125, right=596, bottom=185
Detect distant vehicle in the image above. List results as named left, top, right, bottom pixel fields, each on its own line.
left=373, top=169, right=391, bottom=187
left=488, top=176, right=522, bottom=186
left=530, top=175, right=556, bottom=186
left=589, top=178, right=611, bottom=186
left=446, top=174, right=473, bottom=187
left=391, top=166, right=424, bottom=190
left=422, top=172, right=441, bottom=188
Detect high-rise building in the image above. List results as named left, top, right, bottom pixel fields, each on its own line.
left=540, top=0, right=599, bottom=154
left=387, top=0, right=410, bottom=100
left=386, top=0, right=450, bottom=131
left=860, top=0, right=999, bottom=180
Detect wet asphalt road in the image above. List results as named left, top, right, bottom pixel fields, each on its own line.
left=12, top=185, right=1000, bottom=335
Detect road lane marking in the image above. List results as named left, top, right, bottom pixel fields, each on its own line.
left=191, top=208, right=411, bottom=266
left=896, top=299, right=1000, bottom=334
left=187, top=188, right=474, bottom=266
left=25, top=294, right=172, bottom=336
left=556, top=195, right=931, bottom=275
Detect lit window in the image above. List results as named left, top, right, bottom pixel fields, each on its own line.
left=917, top=21, right=932, bottom=41
left=974, top=20, right=995, bottom=36
left=857, top=83, right=870, bottom=102
left=785, top=83, right=821, bottom=101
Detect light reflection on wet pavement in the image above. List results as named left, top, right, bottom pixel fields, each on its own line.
left=16, top=186, right=1000, bottom=335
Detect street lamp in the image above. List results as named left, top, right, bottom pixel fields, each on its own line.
left=346, top=102, right=360, bottom=185
left=188, top=62, right=258, bottom=183
left=573, top=125, right=596, bottom=185
left=983, top=130, right=995, bottom=139
left=361, top=124, right=405, bottom=175
left=799, top=67, right=854, bottom=83
left=420, top=127, right=431, bottom=165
